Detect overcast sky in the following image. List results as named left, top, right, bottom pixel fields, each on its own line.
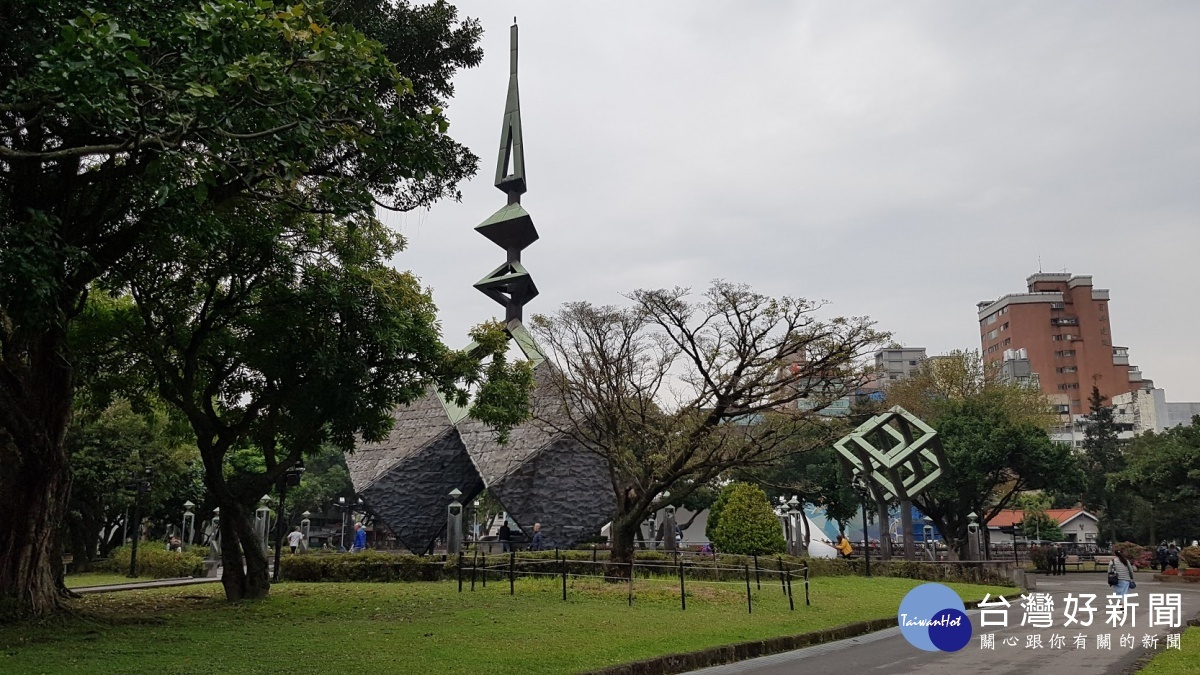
left=382, top=1, right=1200, bottom=400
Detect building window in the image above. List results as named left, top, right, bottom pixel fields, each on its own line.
left=1058, top=383, right=1080, bottom=390
left=1056, top=366, right=1078, bottom=373
left=986, top=314, right=997, bottom=325
left=1055, top=350, right=1076, bottom=357
left=909, top=360, right=917, bottom=366
left=1052, top=335, right=1065, bottom=341
left=1001, top=323, right=1009, bottom=331
left=1054, top=404, right=1070, bottom=414
left=1003, top=338, right=1011, bottom=346
left=1050, top=302, right=1064, bottom=310
left=987, top=329, right=999, bottom=340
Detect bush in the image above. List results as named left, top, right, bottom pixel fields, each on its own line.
left=709, top=483, right=786, bottom=556
left=281, top=550, right=447, bottom=582
left=1162, top=567, right=1179, bottom=576
left=1183, top=568, right=1200, bottom=578
left=1112, top=542, right=1150, bottom=569
left=100, top=545, right=206, bottom=578
left=1179, top=546, right=1200, bottom=568
left=1028, top=545, right=1053, bottom=572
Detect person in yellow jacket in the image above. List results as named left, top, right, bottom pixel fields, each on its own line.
left=836, top=534, right=853, bottom=558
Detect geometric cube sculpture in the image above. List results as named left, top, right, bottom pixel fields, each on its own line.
left=346, top=392, right=483, bottom=554
left=833, top=405, right=946, bottom=503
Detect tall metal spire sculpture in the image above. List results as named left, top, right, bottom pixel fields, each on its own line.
left=475, top=22, right=539, bottom=327
left=347, top=22, right=614, bottom=554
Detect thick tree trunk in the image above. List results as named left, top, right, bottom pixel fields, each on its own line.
left=216, top=500, right=272, bottom=602
left=606, top=516, right=639, bottom=580
left=0, top=439, right=72, bottom=618
left=0, top=331, right=75, bottom=618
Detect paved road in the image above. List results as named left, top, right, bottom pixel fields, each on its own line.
left=690, top=573, right=1200, bottom=675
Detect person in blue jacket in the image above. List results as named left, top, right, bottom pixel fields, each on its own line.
left=352, top=522, right=367, bottom=552
left=529, top=523, right=544, bottom=551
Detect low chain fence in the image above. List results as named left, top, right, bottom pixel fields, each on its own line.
left=279, top=548, right=1014, bottom=591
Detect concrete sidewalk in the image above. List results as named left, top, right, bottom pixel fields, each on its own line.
left=689, top=573, right=1200, bottom=675
left=73, top=576, right=222, bottom=594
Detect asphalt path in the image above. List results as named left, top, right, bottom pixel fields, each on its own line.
left=689, top=573, right=1200, bottom=675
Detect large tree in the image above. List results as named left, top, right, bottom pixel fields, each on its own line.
left=103, top=203, right=524, bottom=601
left=530, top=282, right=885, bottom=571
left=1112, top=416, right=1200, bottom=544
left=910, top=395, right=1083, bottom=559
left=1079, top=386, right=1127, bottom=544
left=0, top=0, right=482, bottom=615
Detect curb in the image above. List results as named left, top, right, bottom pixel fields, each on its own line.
left=583, top=594, right=1020, bottom=675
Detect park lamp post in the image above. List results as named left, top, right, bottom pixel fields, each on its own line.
left=128, top=466, right=154, bottom=578
left=473, top=499, right=480, bottom=542
left=777, top=496, right=791, bottom=551
left=447, top=489, right=463, bottom=555
left=922, top=516, right=934, bottom=560
left=1012, top=521, right=1023, bottom=565
left=272, top=460, right=306, bottom=583
left=256, top=495, right=272, bottom=555
left=300, top=511, right=312, bottom=548
left=181, top=501, right=196, bottom=550
left=852, top=474, right=871, bottom=578
left=967, top=511, right=981, bottom=561
left=664, top=493, right=678, bottom=552
left=337, top=496, right=349, bottom=551
left=787, top=496, right=802, bottom=556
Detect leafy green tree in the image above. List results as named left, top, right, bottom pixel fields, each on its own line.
left=1015, top=493, right=1064, bottom=542
left=1, top=0, right=485, bottom=614
left=1079, top=386, right=1127, bottom=544
left=1112, top=417, right=1200, bottom=544
left=910, top=395, right=1084, bottom=560
left=102, top=204, right=527, bottom=601
left=709, top=483, right=786, bottom=555
left=63, top=399, right=202, bottom=569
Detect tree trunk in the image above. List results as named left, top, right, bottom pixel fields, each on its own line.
left=216, top=500, right=272, bottom=601
left=0, top=438, right=72, bottom=618
left=0, top=332, right=75, bottom=618
left=606, top=516, right=639, bottom=580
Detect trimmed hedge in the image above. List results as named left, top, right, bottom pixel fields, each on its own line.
left=99, top=544, right=206, bottom=579
left=1180, top=545, right=1200, bottom=568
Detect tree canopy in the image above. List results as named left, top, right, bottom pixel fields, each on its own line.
left=531, top=281, right=885, bottom=568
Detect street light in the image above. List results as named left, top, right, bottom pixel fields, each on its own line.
left=337, top=496, right=349, bottom=551
left=1012, top=521, right=1024, bottom=565
left=967, top=512, right=981, bottom=560
left=473, top=499, right=480, bottom=542
left=447, top=489, right=463, bottom=555
left=922, top=516, right=934, bottom=560
left=852, top=474, right=872, bottom=578
left=787, top=496, right=802, bottom=556
left=182, top=501, right=196, bottom=550
left=273, top=459, right=306, bottom=583
left=256, top=495, right=272, bottom=555
left=128, top=466, right=153, bottom=578
left=300, top=511, right=312, bottom=550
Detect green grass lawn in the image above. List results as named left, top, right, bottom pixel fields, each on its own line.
left=64, top=572, right=152, bottom=588
left=1139, top=627, right=1200, bottom=675
left=2, top=576, right=1014, bottom=675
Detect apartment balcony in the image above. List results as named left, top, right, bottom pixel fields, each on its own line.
left=1113, top=354, right=1130, bottom=366
left=1128, top=369, right=1142, bottom=382
left=1051, top=317, right=1079, bottom=326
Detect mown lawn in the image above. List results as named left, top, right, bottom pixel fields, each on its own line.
left=1139, top=627, right=1200, bottom=675
left=64, top=573, right=149, bottom=588
left=3, top=576, right=1014, bottom=674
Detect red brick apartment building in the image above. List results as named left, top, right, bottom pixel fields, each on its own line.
left=976, top=273, right=1147, bottom=415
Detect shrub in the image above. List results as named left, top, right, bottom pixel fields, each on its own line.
left=1162, top=568, right=1179, bottom=576
left=1179, top=546, right=1200, bottom=568
left=1112, top=542, right=1150, bottom=568
left=1182, top=568, right=1200, bottom=578
left=100, top=545, right=206, bottom=578
left=280, top=550, right=447, bottom=582
left=709, top=483, right=786, bottom=556
left=1028, top=545, right=1053, bottom=572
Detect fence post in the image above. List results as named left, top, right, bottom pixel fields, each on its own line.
left=593, top=545, right=597, bottom=563
left=777, top=557, right=786, bottom=594
left=509, top=551, right=515, bottom=595
left=754, top=553, right=760, bottom=590
left=786, top=568, right=794, bottom=611
left=744, top=563, right=753, bottom=614
left=628, top=558, right=635, bottom=607
left=804, top=560, right=811, bottom=606
left=482, top=552, right=487, bottom=588
left=458, top=551, right=463, bottom=593
left=561, top=555, right=567, bottom=602
left=470, top=550, right=477, bottom=591
left=679, top=560, right=686, bottom=611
